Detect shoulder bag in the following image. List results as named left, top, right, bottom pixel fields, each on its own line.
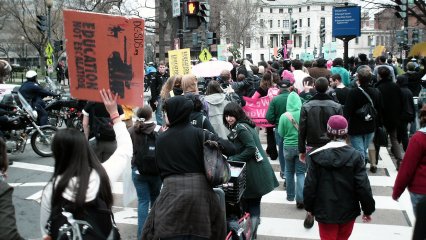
left=284, top=112, right=299, bottom=130
left=355, top=87, right=377, bottom=122
left=202, top=130, right=231, bottom=186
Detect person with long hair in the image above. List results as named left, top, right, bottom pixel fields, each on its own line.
left=40, top=89, right=132, bottom=239
left=223, top=102, right=279, bottom=238
left=128, top=105, right=162, bottom=238
left=142, top=95, right=236, bottom=239
left=0, top=138, right=24, bottom=240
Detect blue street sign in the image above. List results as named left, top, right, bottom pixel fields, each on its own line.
left=332, top=6, right=361, bottom=37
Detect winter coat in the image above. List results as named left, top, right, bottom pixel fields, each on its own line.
left=343, top=85, right=383, bottom=135
left=298, top=93, right=343, bottom=153
left=266, top=90, right=291, bottom=125
left=204, top=93, right=230, bottom=139
left=375, top=77, right=403, bottom=131
left=0, top=181, right=24, bottom=240
left=403, top=70, right=424, bottom=97
left=228, top=121, right=279, bottom=198
left=304, top=141, right=375, bottom=224
left=393, top=129, right=426, bottom=199
left=331, top=66, right=351, bottom=87
left=142, top=96, right=236, bottom=239
left=399, top=86, right=416, bottom=122
left=278, top=92, right=302, bottom=147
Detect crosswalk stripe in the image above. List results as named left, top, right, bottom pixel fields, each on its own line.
left=10, top=162, right=53, bottom=172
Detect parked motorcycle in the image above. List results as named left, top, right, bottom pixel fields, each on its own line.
left=44, top=77, right=85, bottom=132
left=0, top=92, right=57, bottom=157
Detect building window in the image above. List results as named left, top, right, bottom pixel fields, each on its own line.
left=260, top=7, right=263, bottom=12
left=278, top=20, right=280, bottom=28
left=332, top=37, right=336, bottom=42
left=368, top=35, right=373, bottom=46
left=308, top=18, right=310, bottom=27
left=299, top=7, right=302, bottom=13
left=270, top=36, right=274, bottom=47
left=260, top=19, right=264, bottom=27
left=246, top=37, right=251, bottom=48
left=269, top=20, right=273, bottom=28
left=307, top=6, right=310, bottom=11
left=307, top=35, right=310, bottom=47
left=226, top=38, right=230, bottom=44
left=321, top=6, right=325, bottom=11
left=283, top=20, right=289, bottom=29
left=355, top=37, right=359, bottom=44
left=260, top=36, right=264, bottom=48
left=270, top=8, right=273, bottom=13
left=299, top=36, right=302, bottom=48
left=294, top=35, right=297, bottom=47
left=279, top=8, right=283, bottom=13
left=260, top=54, right=265, bottom=61
left=299, top=19, right=302, bottom=27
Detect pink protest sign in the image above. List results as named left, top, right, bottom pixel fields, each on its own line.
left=242, top=96, right=274, bottom=127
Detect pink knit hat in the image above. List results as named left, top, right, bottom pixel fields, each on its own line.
left=327, top=115, right=348, bottom=136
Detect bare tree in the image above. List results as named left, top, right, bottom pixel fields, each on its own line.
left=219, top=0, right=260, bottom=57
left=362, top=0, right=426, bottom=26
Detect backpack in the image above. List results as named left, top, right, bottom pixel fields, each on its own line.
left=91, top=105, right=116, bottom=141
left=134, top=130, right=160, bottom=175
left=191, top=112, right=206, bottom=129
left=46, top=196, right=120, bottom=240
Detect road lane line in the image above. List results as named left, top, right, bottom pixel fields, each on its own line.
left=10, top=162, right=53, bottom=172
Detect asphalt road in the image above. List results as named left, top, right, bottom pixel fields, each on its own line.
left=6, top=130, right=417, bottom=240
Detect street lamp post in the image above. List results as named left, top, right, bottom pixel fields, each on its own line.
left=46, top=0, right=53, bottom=44
left=288, top=8, right=293, bottom=49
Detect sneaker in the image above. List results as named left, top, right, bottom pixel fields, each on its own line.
left=296, top=202, right=304, bottom=209
left=280, top=172, right=285, bottom=179
left=303, top=212, right=314, bottom=229
left=369, top=166, right=377, bottom=173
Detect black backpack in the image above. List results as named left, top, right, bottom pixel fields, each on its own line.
left=46, top=196, right=120, bottom=240
left=134, top=130, right=159, bottom=175
left=91, top=108, right=116, bottom=141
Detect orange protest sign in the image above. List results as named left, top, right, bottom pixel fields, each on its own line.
left=64, top=10, right=145, bottom=106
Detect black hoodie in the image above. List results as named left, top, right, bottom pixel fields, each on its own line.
left=304, top=141, right=375, bottom=224
left=155, top=96, right=236, bottom=179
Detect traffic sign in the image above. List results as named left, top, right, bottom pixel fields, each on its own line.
left=45, top=43, right=54, bottom=57
left=172, top=0, right=181, bottom=17
left=46, top=58, right=53, bottom=66
left=199, top=48, right=212, bottom=62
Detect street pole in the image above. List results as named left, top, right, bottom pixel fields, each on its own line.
left=45, top=0, right=53, bottom=77
left=289, top=8, right=292, bottom=55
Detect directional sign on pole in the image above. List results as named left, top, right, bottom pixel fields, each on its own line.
left=172, top=0, right=181, bottom=17
left=199, top=48, right=212, bottom=62
left=45, top=43, right=54, bottom=57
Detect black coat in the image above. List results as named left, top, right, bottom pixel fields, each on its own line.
left=399, top=86, right=415, bottom=122
left=344, top=85, right=383, bottom=135
left=404, top=71, right=424, bottom=97
left=375, top=78, right=403, bottom=131
left=304, top=142, right=375, bottom=224
left=0, top=181, right=24, bottom=240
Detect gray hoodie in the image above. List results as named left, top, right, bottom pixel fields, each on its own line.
left=204, top=93, right=230, bottom=139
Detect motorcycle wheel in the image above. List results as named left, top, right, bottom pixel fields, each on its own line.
left=31, top=125, right=57, bottom=157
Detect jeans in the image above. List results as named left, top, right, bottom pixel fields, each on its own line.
left=284, top=146, right=306, bottom=202
left=155, top=97, right=163, bottom=126
left=89, top=139, right=117, bottom=163
left=350, top=132, right=374, bottom=163
left=410, top=192, right=426, bottom=217
left=274, top=129, right=285, bottom=176
left=388, top=128, right=403, bottom=160
left=132, top=169, right=162, bottom=238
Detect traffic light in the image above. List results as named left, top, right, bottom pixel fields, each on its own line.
left=186, top=1, right=200, bottom=29
left=320, top=24, right=326, bottom=40
left=291, top=20, right=297, bottom=34
left=199, top=2, right=210, bottom=23
left=394, top=0, right=407, bottom=19
left=206, top=32, right=213, bottom=45
left=36, top=15, right=47, bottom=33
left=54, top=40, right=63, bottom=52
left=192, top=32, right=199, bottom=47
left=412, top=29, right=419, bottom=44
left=186, top=1, right=199, bottom=15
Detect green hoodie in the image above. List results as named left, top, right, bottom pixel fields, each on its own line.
left=278, top=92, right=302, bottom=147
